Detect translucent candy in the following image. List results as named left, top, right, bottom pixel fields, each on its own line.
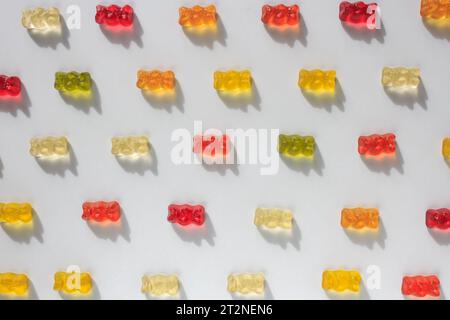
left=426, top=208, right=450, bottom=230
left=54, top=72, right=92, bottom=94
left=0, top=273, right=29, bottom=296
left=0, top=75, right=21, bottom=97
left=278, top=134, right=315, bottom=158
left=179, top=5, right=217, bottom=27
left=29, top=136, right=69, bottom=158
left=168, top=204, right=205, bottom=226
left=214, top=70, right=252, bottom=93
left=82, top=201, right=121, bottom=222
left=0, top=203, right=33, bottom=224
left=322, top=270, right=361, bottom=293
left=53, top=271, right=92, bottom=295
left=22, top=7, right=61, bottom=31
left=420, top=0, right=450, bottom=20
left=402, top=275, right=440, bottom=298
left=382, top=67, right=420, bottom=90
left=111, top=136, right=150, bottom=157
left=227, top=273, right=265, bottom=295
left=193, top=135, right=230, bottom=158
left=95, top=5, right=134, bottom=27
left=341, top=208, right=379, bottom=230
left=141, top=274, right=179, bottom=296
left=298, top=69, right=336, bottom=94
left=339, top=1, right=378, bottom=27
left=358, top=133, right=396, bottom=156
left=254, top=208, right=293, bottom=229
left=443, top=138, right=450, bottom=159
left=261, top=4, right=299, bottom=26
left=136, top=70, right=175, bottom=93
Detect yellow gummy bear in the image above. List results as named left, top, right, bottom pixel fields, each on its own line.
left=179, top=5, right=217, bottom=28
left=22, top=7, right=61, bottom=31
left=29, top=136, right=69, bottom=158
left=0, top=273, right=29, bottom=296
left=254, top=208, right=293, bottom=229
left=111, top=136, right=150, bottom=157
left=341, top=208, right=379, bottom=230
left=298, top=69, right=336, bottom=94
left=53, top=271, right=92, bottom=295
left=443, top=138, right=450, bottom=158
left=382, top=67, right=420, bottom=89
left=322, top=270, right=361, bottom=293
left=227, top=273, right=265, bottom=295
left=141, top=274, right=179, bottom=296
left=214, top=70, right=252, bottom=93
left=0, top=203, right=33, bottom=224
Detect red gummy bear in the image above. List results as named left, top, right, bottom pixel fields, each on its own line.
left=95, top=4, right=134, bottom=27
left=339, top=1, right=377, bottom=26
left=193, top=135, right=230, bottom=158
left=82, top=201, right=121, bottom=222
left=426, top=208, right=450, bottom=230
left=0, top=75, right=21, bottom=97
left=261, top=4, right=299, bottom=26
left=402, top=275, right=440, bottom=298
left=358, top=133, right=396, bottom=156
left=167, top=204, right=205, bottom=226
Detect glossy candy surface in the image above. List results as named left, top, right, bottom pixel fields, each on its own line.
left=322, top=270, right=361, bottom=293
left=136, top=70, right=175, bottom=93
left=382, top=67, right=420, bottom=89
left=111, top=136, right=150, bottom=157
left=193, top=135, right=230, bottom=158
left=443, top=138, right=450, bottom=159
left=0, top=273, right=28, bottom=296
left=168, top=204, right=205, bottom=226
left=426, top=208, right=450, bottom=230
left=95, top=5, right=134, bottom=27
left=214, top=70, right=252, bottom=93
left=53, top=271, right=92, bottom=295
left=22, top=7, right=60, bottom=31
left=278, top=134, right=315, bottom=158
left=0, top=203, right=33, bottom=224
left=358, top=133, right=396, bottom=156
left=254, top=208, right=293, bottom=229
left=0, top=75, right=21, bottom=97
left=402, top=275, right=440, bottom=298
left=82, top=201, right=121, bottom=222
left=29, top=136, right=69, bottom=158
left=54, top=72, right=92, bottom=94
left=227, top=273, right=265, bottom=295
left=179, top=5, right=217, bottom=27
left=339, top=1, right=377, bottom=27
left=420, top=0, right=450, bottom=20
left=341, top=208, right=379, bottom=230
left=261, top=4, right=299, bottom=26
left=141, top=274, right=179, bottom=296
left=298, top=69, right=336, bottom=94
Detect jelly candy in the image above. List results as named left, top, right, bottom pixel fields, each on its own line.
left=0, top=75, right=21, bottom=97
left=53, top=271, right=92, bottom=295
left=339, top=1, right=377, bottom=27
left=29, top=136, right=69, bottom=158
left=136, top=70, right=175, bottom=93
left=227, top=273, right=265, bottom=295
left=298, top=69, right=336, bottom=94
left=426, top=208, right=450, bottom=230
left=278, top=134, right=315, bottom=158
left=261, top=4, right=300, bottom=26
left=443, top=138, right=450, bottom=159
left=193, top=135, right=230, bottom=158
left=254, top=208, right=293, bottom=229
left=82, top=201, right=121, bottom=222
left=179, top=5, right=217, bottom=28
left=54, top=72, right=92, bottom=94
left=111, top=136, right=150, bottom=157
left=214, top=70, right=252, bottom=93
left=402, top=275, right=440, bottom=298
left=341, top=208, right=379, bottom=230
left=22, top=7, right=61, bottom=31
left=168, top=204, right=205, bottom=226
left=420, top=0, right=450, bottom=20
left=358, top=133, right=396, bottom=156
left=382, top=67, right=420, bottom=90
left=141, top=274, right=179, bottom=296
left=0, top=203, right=33, bottom=224
left=322, top=270, right=361, bottom=293
left=0, top=273, right=29, bottom=296
left=95, top=5, right=134, bottom=27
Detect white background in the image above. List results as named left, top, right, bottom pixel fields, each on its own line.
left=0, top=0, right=449, bottom=300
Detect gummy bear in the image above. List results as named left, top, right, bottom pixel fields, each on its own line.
left=382, top=67, right=420, bottom=90
left=339, top=1, right=378, bottom=27
left=54, top=72, right=92, bottom=95
left=0, top=203, right=33, bottom=224
left=179, top=5, right=217, bottom=27
left=136, top=70, right=175, bottom=93
left=322, top=270, right=361, bottom=293
left=261, top=4, right=300, bottom=26
left=22, top=7, right=61, bottom=31
left=82, top=201, right=121, bottom=222
left=402, top=275, right=440, bottom=298
left=442, top=138, right=450, bottom=159
left=426, top=208, right=450, bottom=230
left=53, top=271, right=92, bottom=295
left=193, top=135, right=230, bottom=158
left=341, top=208, right=379, bottom=230
left=298, top=69, right=336, bottom=94
left=29, top=136, right=69, bottom=158
left=0, top=273, right=29, bottom=296
left=168, top=204, right=205, bottom=226
left=95, top=5, right=134, bottom=27
left=227, top=273, right=265, bottom=295
left=214, top=70, right=252, bottom=93
left=0, top=75, right=21, bottom=97
left=420, top=0, right=450, bottom=20
left=278, top=134, right=315, bottom=158
left=254, top=208, right=293, bottom=229
left=111, top=136, right=150, bottom=157
left=141, top=274, right=179, bottom=296
left=358, top=133, right=396, bottom=156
